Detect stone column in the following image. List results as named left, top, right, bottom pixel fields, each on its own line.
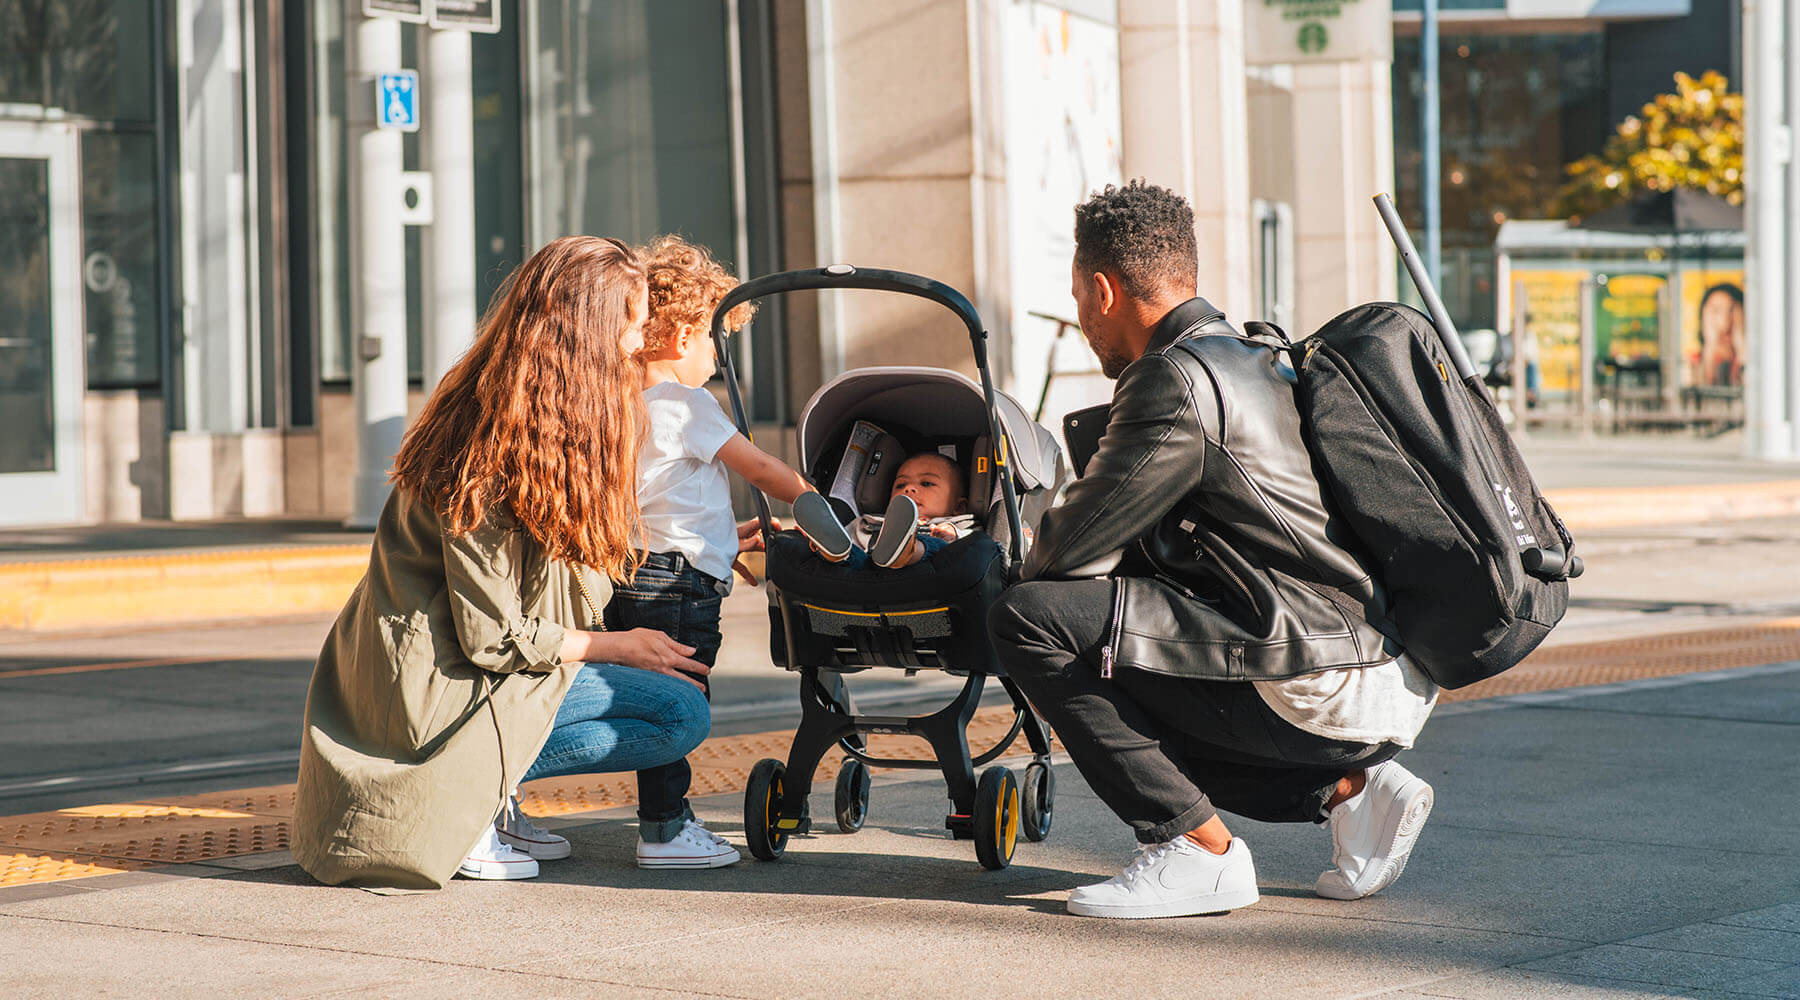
left=803, top=0, right=1008, bottom=379
left=1118, top=0, right=1253, bottom=315
left=1288, top=58, right=1397, bottom=335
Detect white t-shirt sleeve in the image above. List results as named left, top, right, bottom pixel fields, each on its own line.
left=679, top=387, right=740, bottom=464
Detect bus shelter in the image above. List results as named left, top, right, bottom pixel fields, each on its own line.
left=1495, top=220, right=1746, bottom=435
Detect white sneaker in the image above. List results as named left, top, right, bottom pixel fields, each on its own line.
left=1066, top=837, right=1259, bottom=919
left=636, top=817, right=741, bottom=870
left=496, top=796, right=571, bottom=861
left=458, top=825, right=540, bottom=880
left=1315, top=760, right=1434, bottom=900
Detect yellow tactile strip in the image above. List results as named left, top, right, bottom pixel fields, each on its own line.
left=0, top=545, right=371, bottom=632
left=4, top=617, right=1798, bottom=888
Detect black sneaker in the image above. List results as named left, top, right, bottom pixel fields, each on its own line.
left=871, top=495, right=921, bottom=568
left=792, top=491, right=854, bottom=562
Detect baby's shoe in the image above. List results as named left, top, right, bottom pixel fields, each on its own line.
left=871, top=495, right=921, bottom=568
left=793, top=491, right=854, bottom=561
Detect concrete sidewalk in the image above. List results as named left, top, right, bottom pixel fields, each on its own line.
left=2, top=661, right=1796, bottom=999
left=2, top=430, right=1797, bottom=633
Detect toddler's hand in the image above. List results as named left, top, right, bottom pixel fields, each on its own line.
left=928, top=523, right=959, bottom=541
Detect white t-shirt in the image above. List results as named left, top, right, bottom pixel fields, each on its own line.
left=1252, top=654, right=1439, bottom=748
left=636, top=381, right=740, bottom=588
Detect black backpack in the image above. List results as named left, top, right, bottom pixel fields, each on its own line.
left=1281, top=302, right=1578, bottom=689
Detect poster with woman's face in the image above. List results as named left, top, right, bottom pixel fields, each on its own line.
left=1681, top=272, right=1745, bottom=388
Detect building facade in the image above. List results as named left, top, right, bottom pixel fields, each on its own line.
left=2, top=0, right=1477, bottom=526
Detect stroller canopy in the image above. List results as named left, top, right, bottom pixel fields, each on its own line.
left=796, top=366, right=1062, bottom=493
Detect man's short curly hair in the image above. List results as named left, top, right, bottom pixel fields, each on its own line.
left=638, top=234, right=756, bottom=356
left=1072, top=180, right=1197, bottom=299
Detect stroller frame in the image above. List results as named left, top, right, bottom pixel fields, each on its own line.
left=709, top=265, right=1056, bottom=869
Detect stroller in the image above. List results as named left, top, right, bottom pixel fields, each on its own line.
left=709, top=265, right=1067, bottom=870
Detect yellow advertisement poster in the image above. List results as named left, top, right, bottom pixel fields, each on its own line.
left=1679, top=269, right=1745, bottom=388
left=1513, top=269, right=1586, bottom=394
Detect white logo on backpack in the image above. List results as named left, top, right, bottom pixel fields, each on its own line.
left=1493, top=482, right=1536, bottom=548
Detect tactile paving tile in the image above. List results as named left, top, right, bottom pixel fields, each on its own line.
left=1443, top=617, right=1800, bottom=702
left=5, top=618, right=1795, bottom=888
left=0, top=850, right=156, bottom=886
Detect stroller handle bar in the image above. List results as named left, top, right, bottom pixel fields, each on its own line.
left=708, top=264, right=1028, bottom=567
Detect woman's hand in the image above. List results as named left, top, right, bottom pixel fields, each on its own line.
left=574, top=628, right=710, bottom=689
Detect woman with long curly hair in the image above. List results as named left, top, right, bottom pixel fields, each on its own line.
left=293, top=236, right=714, bottom=890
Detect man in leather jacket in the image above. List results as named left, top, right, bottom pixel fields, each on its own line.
left=990, top=181, right=1439, bottom=920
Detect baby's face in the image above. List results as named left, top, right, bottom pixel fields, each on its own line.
left=891, top=455, right=963, bottom=520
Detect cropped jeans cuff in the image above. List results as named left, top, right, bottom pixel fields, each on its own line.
left=639, top=802, right=695, bottom=843
left=1139, top=796, right=1216, bottom=845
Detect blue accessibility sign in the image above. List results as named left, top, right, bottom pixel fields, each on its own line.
left=377, top=71, right=420, bottom=131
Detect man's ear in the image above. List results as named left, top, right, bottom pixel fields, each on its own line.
left=1092, top=270, right=1120, bottom=315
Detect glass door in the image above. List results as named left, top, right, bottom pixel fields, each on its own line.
left=0, top=121, right=85, bottom=526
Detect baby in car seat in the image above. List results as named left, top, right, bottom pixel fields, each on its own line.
left=793, top=452, right=977, bottom=570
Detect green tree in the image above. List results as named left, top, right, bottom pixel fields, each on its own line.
left=1552, top=70, right=1744, bottom=220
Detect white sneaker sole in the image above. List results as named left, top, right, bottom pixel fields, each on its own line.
left=1067, top=883, right=1261, bottom=919
left=1317, top=778, right=1434, bottom=900
left=636, top=849, right=741, bottom=870
left=496, top=828, right=571, bottom=861
left=457, top=857, right=539, bottom=880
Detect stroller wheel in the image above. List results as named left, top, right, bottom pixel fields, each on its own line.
left=972, top=766, right=1020, bottom=870
left=834, top=759, right=872, bottom=833
left=1021, top=760, right=1054, bottom=842
left=744, top=758, right=791, bottom=861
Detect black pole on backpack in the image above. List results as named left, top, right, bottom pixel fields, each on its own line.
left=1373, top=193, right=1490, bottom=404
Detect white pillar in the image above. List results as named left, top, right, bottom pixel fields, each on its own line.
left=347, top=11, right=410, bottom=528
left=1784, top=0, right=1800, bottom=456
left=1745, top=0, right=1793, bottom=459
left=1119, top=0, right=1253, bottom=314
left=425, top=27, right=477, bottom=392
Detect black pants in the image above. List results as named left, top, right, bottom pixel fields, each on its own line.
left=988, top=579, right=1398, bottom=844
left=605, top=552, right=726, bottom=837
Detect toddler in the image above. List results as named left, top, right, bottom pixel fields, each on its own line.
left=602, top=235, right=819, bottom=869
left=793, top=451, right=976, bottom=570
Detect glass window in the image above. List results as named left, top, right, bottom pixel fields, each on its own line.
left=81, top=131, right=162, bottom=387
left=311, top=2, right=354, bottom=383
left=0, top=156, right=55, bottom=472
left=1392, top=30, right=1609, bottom=327
left=527, top=0, right=736, bottom=257
left=0, top=0, right=156, bottom=121
left=473, top=3, right=526, bottom=316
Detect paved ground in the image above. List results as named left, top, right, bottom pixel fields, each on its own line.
left=1, top=663, right=1796, bottom=999
left=1, top=431, right=1798, bottom=997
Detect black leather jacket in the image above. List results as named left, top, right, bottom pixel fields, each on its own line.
left=1023, top=298, right=1394, bottom=681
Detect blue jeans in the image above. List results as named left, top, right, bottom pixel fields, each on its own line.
left=840, top=532, right=949, bottom=570
left=602, top=552, right=727, bottom=840
left=522, top=662, right=711, bottom=830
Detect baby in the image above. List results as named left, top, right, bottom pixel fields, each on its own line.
left=793, top=451, right=976, bottom=570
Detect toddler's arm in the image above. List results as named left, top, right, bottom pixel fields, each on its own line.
left=716, top=433, right=813, bottom=505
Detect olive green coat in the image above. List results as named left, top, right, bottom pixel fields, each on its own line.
left=292, top=488, right=610, bottom=890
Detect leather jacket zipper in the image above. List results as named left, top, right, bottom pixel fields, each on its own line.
left=1101, top=579, right=1125, bottom=678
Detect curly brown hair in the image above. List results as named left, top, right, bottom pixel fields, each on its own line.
left=638, top=234, right=756, bottom=357
left=391, top=235, right=647, bottom=581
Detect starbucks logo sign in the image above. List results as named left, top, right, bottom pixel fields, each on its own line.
left=1297, top=21, right=1328, bottom=54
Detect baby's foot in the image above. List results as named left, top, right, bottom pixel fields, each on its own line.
left=793, top=492, right=854, bottom=562
left=871, top=495, right=921, bottom=568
